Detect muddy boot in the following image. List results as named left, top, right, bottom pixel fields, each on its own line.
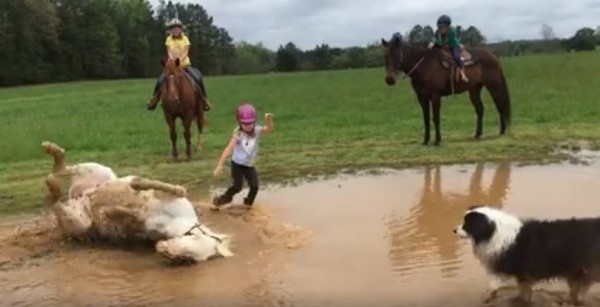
left=211, top=195, right=231, bottom=209
left=147, top=93, right=160, bottom=111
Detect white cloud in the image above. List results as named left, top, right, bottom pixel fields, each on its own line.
left=152, top=0, right=600, bottom=50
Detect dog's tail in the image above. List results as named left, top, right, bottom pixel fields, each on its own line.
left=129, top=177, right=187, bottom=198
left=42, top=141, right=67, bottom=173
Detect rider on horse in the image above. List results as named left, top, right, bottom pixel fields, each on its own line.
left=428, top=14, right=469, bottom=82
left=147, top=18, right=212, bottom=111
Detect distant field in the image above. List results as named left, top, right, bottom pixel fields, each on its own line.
left=1, top=51, right=599, bottom=214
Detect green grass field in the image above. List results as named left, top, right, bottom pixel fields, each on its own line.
left=1, top=51, right=599, bottom=215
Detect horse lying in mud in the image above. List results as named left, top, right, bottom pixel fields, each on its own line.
left=41, top=141, right=233, bottom=264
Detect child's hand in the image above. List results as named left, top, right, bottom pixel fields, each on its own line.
left=213, top=165, right=223, bottom=177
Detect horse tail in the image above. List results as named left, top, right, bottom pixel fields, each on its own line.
left=498, top=70, right=511, bottom=128
left=482, top=48, right=511, bottom=128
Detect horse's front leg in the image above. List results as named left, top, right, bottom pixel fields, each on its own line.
left=164, top=113, right=178, bottom=160
left=431, top=95, right=442, bottom=146
left=183, top=116, right=193, bottom=161
left=418, top=97, right=431, bottom=145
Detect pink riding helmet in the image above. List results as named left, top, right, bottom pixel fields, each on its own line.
left=237, top=103, right=257, bottom=124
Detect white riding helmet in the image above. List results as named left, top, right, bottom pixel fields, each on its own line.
left=166, top=18, right=183, bottom=29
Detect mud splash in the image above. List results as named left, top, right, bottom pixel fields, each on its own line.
left=0, top=204, right=307, bottom=306
left=2, top=158, right=600, bottom=306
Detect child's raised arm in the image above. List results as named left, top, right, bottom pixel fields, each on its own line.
left=261, top=113, right=274, bottom=134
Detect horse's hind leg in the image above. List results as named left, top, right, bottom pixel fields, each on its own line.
left=42, top=141, right=67, bottom=173
left=130, top=177, right=187, bottom=197
left=469, top=85, right=485, bottom=140
left=484, top=82, right=509, bottom=136
left=164, top=113, right=178, bottom=160
left=431, top=94, right=442, bottom=146
left=42, top=142, right=68, bottom=206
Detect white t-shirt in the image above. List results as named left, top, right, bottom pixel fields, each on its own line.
left=231, top=125, right=262, bottom=167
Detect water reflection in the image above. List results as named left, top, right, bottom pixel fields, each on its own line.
left=386, top=162, right=511, bottom=278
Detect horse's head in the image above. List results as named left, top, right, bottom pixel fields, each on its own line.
left=161, top=58, right=185, bottom=104
left=155, top=224, right=234, bottom=263
left=381, top=32, right=405, bottom=86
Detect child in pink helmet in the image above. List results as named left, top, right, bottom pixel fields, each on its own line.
left=212, top=103, right=274, bottom=208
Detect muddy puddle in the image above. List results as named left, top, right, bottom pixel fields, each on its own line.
left=2, top=156, right=600, bottom=306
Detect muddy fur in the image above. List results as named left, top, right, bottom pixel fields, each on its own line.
left=41, top=141, right=234, bottom=264
left=87, top=181, right=151, bottom=240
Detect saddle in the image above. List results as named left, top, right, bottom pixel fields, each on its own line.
left=439, top=46, right=475, bottom=69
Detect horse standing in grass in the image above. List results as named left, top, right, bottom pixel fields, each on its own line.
left=159, top=58, right=206, bottom=161
left=382, top=33, right=512, bottom=146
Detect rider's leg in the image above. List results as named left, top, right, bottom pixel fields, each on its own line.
left=185, top=66, right=211, bottom=111
left=147, top=73, right=164, bottom=110
left=453, top=46, right=468, bottom=82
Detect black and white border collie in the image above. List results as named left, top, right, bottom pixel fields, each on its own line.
left=454, top=205, right=600, bottom=305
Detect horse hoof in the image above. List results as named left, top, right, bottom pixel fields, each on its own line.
left=433, top=141, right=441, bottom=146
left=474, top=135, right=482, bottom=141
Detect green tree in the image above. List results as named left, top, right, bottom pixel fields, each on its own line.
left=408, top=25, right=425, bottom=45
left=567, top=27, right=596, bottom=51
left=233, top=42, right=274, bottom=74
left=461, top=26, right=485, bottom=47
left=114, top=0, right=153, bottom=77
left=275, top=42, right=302, bottom=72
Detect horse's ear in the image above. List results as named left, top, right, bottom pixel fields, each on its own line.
left=381, top=39, right=389, bottom=47
left=160, top=58, right=166, bottom=67
left=175, top=58, right=180, bottom=67
left=392, top=32, right=403, bottom=45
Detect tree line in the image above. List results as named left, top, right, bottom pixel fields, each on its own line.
left=0, top=0, right=598, bottom=87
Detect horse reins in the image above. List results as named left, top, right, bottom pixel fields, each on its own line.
left=402, top=56, right=425, bottom=79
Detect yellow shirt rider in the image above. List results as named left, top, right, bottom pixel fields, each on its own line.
left=147, top=18, right=212, bottom=111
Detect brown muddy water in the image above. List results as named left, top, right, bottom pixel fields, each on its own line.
left=2, top=153, right=600, bottom=307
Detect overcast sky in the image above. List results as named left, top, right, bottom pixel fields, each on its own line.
left=150, top=0, right=600, bottom=50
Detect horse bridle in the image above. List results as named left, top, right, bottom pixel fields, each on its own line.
left=183, top=223, right=223, bottom=243
left=393, top=47, right=425, bottom=79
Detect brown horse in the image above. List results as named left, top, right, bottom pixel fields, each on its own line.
left=159, top=58, right=206, bottom=161
left=382, top=33, right=511, bottom=146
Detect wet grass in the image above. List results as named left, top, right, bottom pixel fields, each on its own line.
left=1, top=50, right=600, bottom=215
